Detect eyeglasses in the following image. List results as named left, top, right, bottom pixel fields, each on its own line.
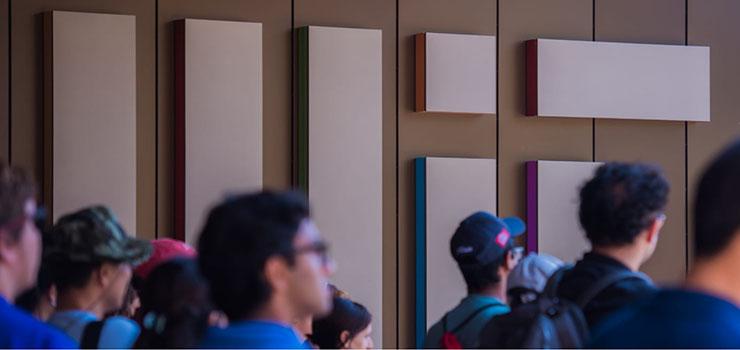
left=289, top=241, right=332, bottom=266
left=512, top=246, right=525, bottom=261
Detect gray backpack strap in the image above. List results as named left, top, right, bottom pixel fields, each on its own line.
left=576, top=270, right=651, bottom=308
left=543, top=265, right=573, bottom=298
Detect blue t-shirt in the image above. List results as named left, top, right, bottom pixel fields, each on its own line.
left=424, top=294, right=510, bottom=348
left=200, top=320, right=310, bottom=349
left=0, top=296, right=75, bottom=348
left=48, top=310, right=140, bottom=349
left=590, top=288, right=740, bottom=348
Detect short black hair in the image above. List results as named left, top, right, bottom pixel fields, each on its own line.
left=579, top=162, right=669, bottom=247
left=694, top=139, right=740, bottom=258
left=459, top=248, right=509, bottom=293
left=197, top=191, right=311, bottom=321
left=310, top=296, right=372, bottom=349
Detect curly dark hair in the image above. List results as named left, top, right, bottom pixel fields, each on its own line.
left=197, top=191, right=311, bottom=321
left=579, top=162, right=669, bottom=247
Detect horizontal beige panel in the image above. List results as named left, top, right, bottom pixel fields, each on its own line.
left=45, top=11, right=137, bottom=232
left=527, top=160, right=601, bottom=263
left=174, top=18, right=263, bottom=244
left=527, top=39, right=710, bottom=122
left=416, top=33, right=496, bottom=114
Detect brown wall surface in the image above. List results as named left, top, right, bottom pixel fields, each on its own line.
left=5, top=0, right=740, bottom=347
left=1, top=0, right=7, bottom=162
left=594, top=0, right=687, bottom=283
left=687, top=0, right=740, bottom=267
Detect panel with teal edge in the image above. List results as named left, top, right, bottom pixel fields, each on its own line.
left=414, top=157, right=427, bottom=347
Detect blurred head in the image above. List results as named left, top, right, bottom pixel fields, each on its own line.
left=310, top=296, right=373, bottom=349
left=694, top=140, right=740, bottom=261
left=45, top=206, right=151, bottom=315
left=135, top=258, right=212, bottom=348
left=198, top=191, right=335, bottom=323
left=15, top=231, right=57, bottom=320
left=450, top=212, right=525, bottom=293
left=0, top=163, right=40, bottom=301
left=579, top=162, right=669, bottom=264
left=506, top=253, right=564, bottom=307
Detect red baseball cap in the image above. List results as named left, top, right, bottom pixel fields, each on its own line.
left=134, top=238, right=197, bottom=279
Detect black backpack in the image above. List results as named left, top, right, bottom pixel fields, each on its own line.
left=478, top=266, right=649, bottom=349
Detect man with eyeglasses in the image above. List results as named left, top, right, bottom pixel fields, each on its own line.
left=554, top=162, right=668, bottom=330
left=198, top=191, right=335, bottom=349
left=0, top=163, right=75, bottom=348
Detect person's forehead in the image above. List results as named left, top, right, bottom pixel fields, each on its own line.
left=293, top=219, right=321, bottom=243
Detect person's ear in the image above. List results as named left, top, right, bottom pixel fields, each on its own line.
left=505, top=250, right=517, bottom=271
left=97, top=263, right=116, bottom=287
left=264, top=256, right=291, bottom=292
left=646, top=216, right=665, bottom=245
left=339, top=330, right=351, bottom=348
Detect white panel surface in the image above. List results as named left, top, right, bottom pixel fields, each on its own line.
left=425, top=157, right=496, bottom=327
left=50, top=11, right=137, bottom=232
left=425, top=33, right=496, bottom=114
left=307, top=26, right=383, bottom=344
left=532, top=39, right=710, bottom=121
left=536, top=161, right=601, bottom=263
left=182, top=19, right=262, bottom=244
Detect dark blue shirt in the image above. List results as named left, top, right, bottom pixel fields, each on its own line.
left=590, top=289, right=740, bottom=348
left=200, top=320, right=311, bottom=349
left=0, top=296, right=76, bottom=348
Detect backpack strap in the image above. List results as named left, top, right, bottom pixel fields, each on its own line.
left=576, top=270, right=651, bottom=308
left=80, top=320, right=105, bottom=349
left=443, top=302, right=504, bottom=334
left=542, top=265, right=574, bottom=298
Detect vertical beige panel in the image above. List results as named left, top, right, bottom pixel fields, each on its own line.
left=305, top=25, right=383, bottom=346
left=0, top=0, right=7, bottom=162
left=398, top=1, right=495, bottom=346
left=534, top=161, right=601, bottom=263
left=47, top=11, right=136, bottom=231
left=11, top=0, right=155, bottom=239
left=294, top=1, right=397, bottom=347
left=424, top=157, right=496, bottom=329
left=595, top=0, right=687, bottom=283
left=688, top=0, right=740, bottom=268
left=179, top=19, right=262, bottom=244
left=158, top=0, right=290, bottom=236
left=498, top=0, right=592, bottom=262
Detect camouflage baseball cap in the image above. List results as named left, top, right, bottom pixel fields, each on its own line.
left=45, top=206, right=152, bottom=265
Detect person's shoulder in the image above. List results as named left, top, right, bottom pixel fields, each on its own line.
left=98, top=316, right=140, bottom=348
left=0, top=304, right=76, bottom=348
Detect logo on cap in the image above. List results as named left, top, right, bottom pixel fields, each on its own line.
left=494, top=229, right=510, bottom=248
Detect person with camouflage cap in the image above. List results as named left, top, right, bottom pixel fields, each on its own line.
left=45, top=205, right=152, bottom=349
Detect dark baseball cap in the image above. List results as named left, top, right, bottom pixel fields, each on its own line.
left=450, top=211, right=525, bottom=266
left=45, top=206, right=152, bottom=265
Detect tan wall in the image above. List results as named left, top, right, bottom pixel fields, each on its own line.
left=4, top=0, right=740, bottom=347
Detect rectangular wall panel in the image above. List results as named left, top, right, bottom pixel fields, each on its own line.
left=297, top=25, right=383, bottom=345
left=527, top=160, right=601, bottom=263
left=44, top=11, right=136, bottom=232
left=415, top=32, right=496, bottom=114
left=174, top=19, right=262, bottom=244
left=415, top=157, right=496, bottom=345
left=527, top=39, right=710, bottom=121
